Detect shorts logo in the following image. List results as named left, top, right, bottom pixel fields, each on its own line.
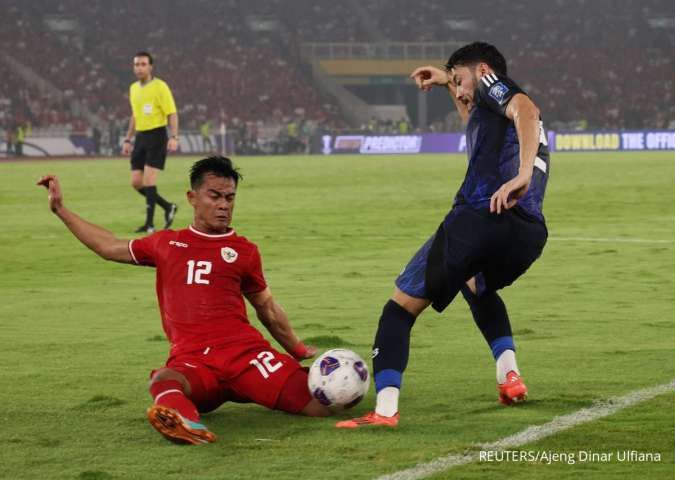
left=488, top=82, right=509, bottom=104
left=221, top=247, right=238, bottom=263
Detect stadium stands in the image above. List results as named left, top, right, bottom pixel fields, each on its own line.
left=0, top=0, right=672, bottom=144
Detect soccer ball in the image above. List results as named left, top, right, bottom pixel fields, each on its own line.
left=308, top=348, right=370, bottom=409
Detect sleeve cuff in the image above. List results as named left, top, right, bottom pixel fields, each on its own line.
left=128, top=240, right=140, bottom=264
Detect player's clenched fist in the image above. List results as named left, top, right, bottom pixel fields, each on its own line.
left=410, top=65, right=450, bottom=91
left=37, top=175, right=64, bottom=213
left=290, top=341, right=318, bottom=360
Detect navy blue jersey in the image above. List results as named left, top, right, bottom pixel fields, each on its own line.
left=454, top=73, right=549, bottom=223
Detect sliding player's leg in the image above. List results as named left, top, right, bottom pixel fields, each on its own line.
left=146, top=363, right=218, bottom=445
left=227, top=345, right=332, bottom=417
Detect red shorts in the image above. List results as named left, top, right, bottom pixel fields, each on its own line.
left=151, top=340, right=312, bottom=414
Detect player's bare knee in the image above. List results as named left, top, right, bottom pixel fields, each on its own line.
left=131, top=171, right=143, bottom=188
left=391, top=288, right=429, bottom=317
left=142, top=167, right=159, bottom=187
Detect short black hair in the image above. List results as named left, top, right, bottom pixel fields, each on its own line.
left=134, top=51, right=154, bottom=65
left=190, top=156, right=242, bottom=189
left=445, top=41, right=507, bottom=76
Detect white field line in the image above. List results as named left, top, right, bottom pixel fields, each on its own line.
left=549, top=236, right=674, bottom=244
left=375, top=379, right=675, bottom=480
left=284, top=235, right=674, bottom=244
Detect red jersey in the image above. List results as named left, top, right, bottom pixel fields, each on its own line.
left=129, top=225, right=268, bottom=356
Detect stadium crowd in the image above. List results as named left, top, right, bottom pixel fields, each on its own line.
left=1, top=0, right=673, bottom=154
left=361, top=0, right=674, bottom=130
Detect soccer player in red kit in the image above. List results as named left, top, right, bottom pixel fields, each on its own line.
left=37, top=156, right=331, bottom=445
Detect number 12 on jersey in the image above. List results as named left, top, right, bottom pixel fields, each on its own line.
left=186, top=260, right=212, bottom=285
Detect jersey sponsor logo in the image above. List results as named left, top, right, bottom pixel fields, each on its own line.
left=221, top=247, right=238, bottom=263
left=143, top=103, right=153, bottom=115
left=169, top=240, right=189, bottom=248
left=488, top=82, right=509, bottom=104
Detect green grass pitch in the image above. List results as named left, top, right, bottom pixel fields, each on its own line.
left=1, top=152, right=674, bottom=479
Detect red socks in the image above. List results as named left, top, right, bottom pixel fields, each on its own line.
left=149, top=380, right=200, bottom=422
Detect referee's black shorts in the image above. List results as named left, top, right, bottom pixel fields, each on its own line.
left=130, top=127, right=168, bottom=170
left=395, top=205, right=548, bottom=312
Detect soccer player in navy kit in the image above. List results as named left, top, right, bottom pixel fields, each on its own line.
left=338, top=42, right=550, bottom=428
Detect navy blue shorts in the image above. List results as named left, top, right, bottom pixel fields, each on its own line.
left=395, top=205, right=547, bottom=312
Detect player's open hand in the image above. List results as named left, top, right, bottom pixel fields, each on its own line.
left=37, top=175, right=64, bottom=213
left=167, top=138, right=178, bottom=153
left=410, top=66, right=450, bottom=91
left=122, top=141, right=132, bottom=156
left=490, top=173, right=532, bottom=214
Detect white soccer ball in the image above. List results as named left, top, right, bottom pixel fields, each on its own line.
left=308, top=348, right=370, bottom=409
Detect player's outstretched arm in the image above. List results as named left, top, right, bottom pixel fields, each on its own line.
left=490, top=94, right=540, bottom=214
left=246, top=287, right=317, bottom=360
left=410, top=65, right=469, bottom=123
left=37, top=175, right=134, bottom=264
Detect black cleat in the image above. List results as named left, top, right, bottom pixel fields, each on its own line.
left=164, top=203, right=178, bottom=230
left=135, top=224, right=155, bottom=234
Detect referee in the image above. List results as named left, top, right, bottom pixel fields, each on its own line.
left=122, top=51, right=178, bottom=233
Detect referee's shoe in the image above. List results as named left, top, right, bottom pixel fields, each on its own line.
left=164, top=203, right=178, bottom=230
left=135, top=224, right=155, bottom=233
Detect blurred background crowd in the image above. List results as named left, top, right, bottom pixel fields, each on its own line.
left=1, top=0, right=673, bottom=155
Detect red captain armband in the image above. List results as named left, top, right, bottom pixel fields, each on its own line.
left=290, top=342, right=310, bottom=360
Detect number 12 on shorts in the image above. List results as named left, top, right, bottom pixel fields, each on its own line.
left=249, top=351, right=283, bottom=379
